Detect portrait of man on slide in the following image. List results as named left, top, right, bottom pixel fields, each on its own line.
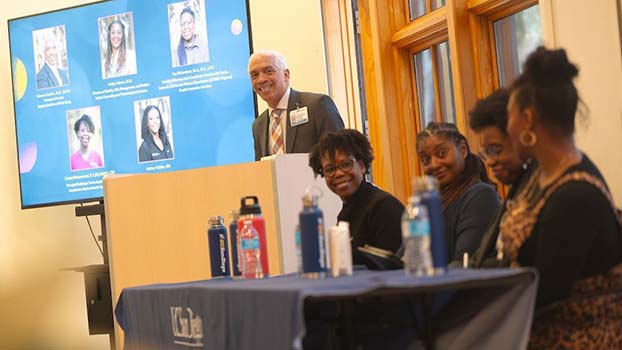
left=33, top=26, right=70, bottom=90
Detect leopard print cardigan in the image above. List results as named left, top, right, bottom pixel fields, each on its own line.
left=497, top=170, right=622, bottom=350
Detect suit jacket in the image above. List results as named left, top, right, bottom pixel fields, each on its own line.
left=36, top=63, right=69, bottom=89
left=252, top=89, right=344, bottom=160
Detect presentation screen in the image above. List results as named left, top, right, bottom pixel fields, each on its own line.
left=9, top=0, right=255, bottom=208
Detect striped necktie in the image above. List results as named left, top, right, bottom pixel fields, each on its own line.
left=270, top=109, right=284, bottom=155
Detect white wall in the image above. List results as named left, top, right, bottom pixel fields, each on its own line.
left=0, top=0, right=328, bottom=348
left=541, top=0, right=622, bottom=206
left=248, top=0, right=329, bottom=113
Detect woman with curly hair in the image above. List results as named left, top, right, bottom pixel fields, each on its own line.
left=308, top=129, right=404, bottom=268
left=70, top=114, right=103, bottom=170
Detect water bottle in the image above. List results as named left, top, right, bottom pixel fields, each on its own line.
left=294, top=224, right=302, bottom=274
left=207, top=216, right=230, bottom=278
left=413, top=176, right=447, bottom=270
left=237, top=196, right=269, bottom=276
left=229, top=209, right=241, bottom=277
left=299, top=192, right=327, bottom=278
left=239, top=218, right=264, bottom=279
left=402, top=199, right=434, bottom=276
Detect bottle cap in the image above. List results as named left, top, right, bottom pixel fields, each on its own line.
left=301, top=192, right=318, bottom=207
left=412, top=176, right=439, bottom=193
left=240, top=196, right=262, bottom=215
left=302, top=186, right=322, bottom=207
left=229, top=209, right=240, bottom=221
left=209, top=215, right=224, bottom=226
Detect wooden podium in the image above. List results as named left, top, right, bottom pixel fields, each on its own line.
left=103, top=154, right=341, bottom=348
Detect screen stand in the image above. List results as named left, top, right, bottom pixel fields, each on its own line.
left=74, top=200, right=115, bottom=350
left=75, top=201, right=108, bottom=264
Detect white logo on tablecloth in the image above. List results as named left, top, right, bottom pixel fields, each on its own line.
left=171, top=306, right=204, bottom=347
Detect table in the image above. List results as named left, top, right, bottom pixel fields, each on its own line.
left=115, top=268, right=538, bottom=350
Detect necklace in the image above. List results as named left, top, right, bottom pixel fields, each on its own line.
left=538, top=150, right=581, bottom=188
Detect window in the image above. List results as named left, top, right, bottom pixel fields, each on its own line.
left=494, top=5, right=543, bottom=86
left=339, top=0, right=542, bottom=201
left=408, top=0, right=446, bottom=21
left=413, top=41, right=455, bottom=128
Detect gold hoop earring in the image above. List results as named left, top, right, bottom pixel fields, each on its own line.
left=519, top=129, right=537, bottom=147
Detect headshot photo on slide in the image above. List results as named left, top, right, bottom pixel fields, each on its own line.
left=66, top=106, right=105, bottom=171
left=98, top=12, right=138, bottom=79
left=33, top=25, right=70, bottom=90
left=134, top=96, right=175, bottom=163
left=168, top=0, right=210, bottom=68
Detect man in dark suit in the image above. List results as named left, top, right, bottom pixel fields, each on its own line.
left=36, top=38, right=69, bottom=89
left=248, top=50, right=344, bottom=161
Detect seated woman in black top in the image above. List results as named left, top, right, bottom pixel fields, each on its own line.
left=308, top=129, right=403, bottom=268
left=468, top=88, right=535, bottom=266
left=416, top=122, right=500, bottom=266
left=500, top=47, right=622, bottom=348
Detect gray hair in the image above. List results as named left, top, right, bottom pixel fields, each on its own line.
left=248, top=49, right=288, bottom=72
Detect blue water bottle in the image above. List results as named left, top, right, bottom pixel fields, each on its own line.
left=412, top=176, right=447, bottom=271
left=299, top=192, right=327, bottom=278
left=208, top=215, right=230, bottom=278
left=229, top=209, right=241, bottom=277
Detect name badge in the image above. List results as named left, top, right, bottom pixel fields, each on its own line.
left=290, top=106, right=309, bottom=127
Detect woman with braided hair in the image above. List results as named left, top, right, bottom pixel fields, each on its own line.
left=416, top=122, right=500, bottom=265
left=103, top=18, right=136, bottom=78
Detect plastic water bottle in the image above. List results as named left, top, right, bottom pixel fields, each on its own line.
left=239, top=219, right=263, bottom=279
left=413, top=176, right=447, bottom=271
left=237, top=196, right=269, bottom=276
left=402, top=197, right=434, bottom=276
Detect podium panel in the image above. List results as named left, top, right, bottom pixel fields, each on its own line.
left=104, top=154, right=341, bottom=348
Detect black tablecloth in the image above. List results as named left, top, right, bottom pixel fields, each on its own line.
left=115, top=268, right=538, bottom=350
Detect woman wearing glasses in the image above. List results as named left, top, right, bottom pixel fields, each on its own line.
left=416, top=122, right=500, bottom=266
left=174, top=7, right=209, bottom=67
left=467, top=88, right=536, bottom=266
left=308, top=129, right=404, bottom=268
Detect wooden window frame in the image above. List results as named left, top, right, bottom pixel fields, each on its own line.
left=467, top=0, right=539, bottom=98
left=321, top=0, right=365, bottom=131
left=409, top=38, right=452, bottom=130
left=322, top=0, right=541, bottom=202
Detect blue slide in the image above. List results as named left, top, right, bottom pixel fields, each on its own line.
left=9, top=0, right=255, bottom=208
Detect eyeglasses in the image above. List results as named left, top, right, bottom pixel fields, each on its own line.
left=321, top=158, right=355, bottom=177
left=478, top=144, right=505, bottom=161
left=181, top=19, right=195, bottom=27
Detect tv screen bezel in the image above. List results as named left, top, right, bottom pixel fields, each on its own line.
left=8, top=0, right=257, bottom=209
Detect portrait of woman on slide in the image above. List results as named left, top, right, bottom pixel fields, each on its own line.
left=69, top=113, right=104, bottom=171
left=138, top=105, right=174, bottom=163
left=99, top=13, right=137, bottom=79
